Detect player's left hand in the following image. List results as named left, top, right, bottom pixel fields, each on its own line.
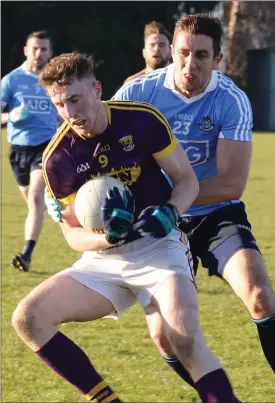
left=101, top=186, right=135, bottom=245
left=133, top=204, right=179, bottom=238
left=44, top=189, right=63, bottom=223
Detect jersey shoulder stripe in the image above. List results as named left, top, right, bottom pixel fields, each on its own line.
left=42, top=120, right=71, bottom=198
left=106, top=100, right=175, bottom=144
left=124, top=69, right=146, bottom=83
left=217, top=74, right=252, bottom=141
left=114, top=67, right=167, bottom=98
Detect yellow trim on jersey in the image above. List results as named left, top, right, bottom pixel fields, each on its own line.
left=58, top=192, right=77, bottom=205
left=42, top=121, right=72, bottom=198
left=153, top=136, right=178, bottom=159
left=101, top=393, right=119, bottom=403
left=102, top=101, right=112, bottom=124
left=106, top=100, right=175, bottom=144
left=84, top=381, right=107, bottom=401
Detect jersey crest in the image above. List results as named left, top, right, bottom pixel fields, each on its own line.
left=198, top=116, right=215, bottom=132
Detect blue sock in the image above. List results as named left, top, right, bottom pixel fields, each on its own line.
left=252, top=312, right=275, bottom=373
left=162, top=354, right=195, bottom=388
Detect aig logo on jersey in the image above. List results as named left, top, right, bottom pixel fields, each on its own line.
left=23, top=96, right=52, bottom=114
left=198, top=116, right=215, bottom=132
left=119, top=135, right=135, bottom=151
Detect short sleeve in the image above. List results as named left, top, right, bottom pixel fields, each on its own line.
left=43, top=151, right=78, bottom=204
left=219, top=91, right=253, bottom=142
left=144, top=104, right=178, bottom=159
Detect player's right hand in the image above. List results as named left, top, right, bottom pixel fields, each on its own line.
left=9, top=103, right=30, bottom=123
left=44, top=189, right=63, bottom=223
left=101, top=186, right=135, bottom=245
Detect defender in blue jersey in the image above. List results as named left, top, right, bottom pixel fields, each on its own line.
left=114, top=14, right=275, bottom=385
left=12, top=53, right=242, bottom=403
left=1, top=31, right=58, bottom=272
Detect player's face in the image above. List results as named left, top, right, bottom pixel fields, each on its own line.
left=143, top=34, right=171, bottom=70
left=48, top=77, right=102, bottom=137
left=172, top=31, right=222, bottom=97
left=24, top=38, right=52, bottom=73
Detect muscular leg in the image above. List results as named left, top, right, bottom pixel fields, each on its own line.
left=223, top=248, right=275, bottom=373
left=146, top=306, right=195, bottom=388
left=146, top=274, right=240, bottom=402
left=12, top=169, right=46, bottom=271
left=18, top=185, right=29, bottom=204
left=12, top=273, right=121, bottom=402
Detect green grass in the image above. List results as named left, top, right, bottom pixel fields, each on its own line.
left=1, top=132, right=275, bottom=402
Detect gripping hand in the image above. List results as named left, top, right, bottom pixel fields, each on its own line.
left=9, top=103, right=30, bottom=123
left=133, top=204, right=179, bottom=238
left=44, top=189, right=63, bottom=223
left=101, top=186, right=135, bottom=245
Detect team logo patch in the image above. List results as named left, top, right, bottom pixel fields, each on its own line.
left=119, top=135, right=135, bottom=151
left=198, top=116, right=215, bottom=132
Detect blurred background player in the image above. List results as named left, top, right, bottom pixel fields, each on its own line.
left=124, top=20, right=172, bottom=83
left=113, top=13, right=275, bottom=384
left=1, top=31, right=58, bottom=272
left=13, top=52, right=242, bottom=403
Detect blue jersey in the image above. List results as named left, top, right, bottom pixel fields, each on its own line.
left=113, top=63, right=253, bottom=216
left=1, top=62, right=58, bottom=146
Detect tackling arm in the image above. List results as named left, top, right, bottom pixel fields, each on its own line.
left=193, top=138, right=252, bottom=205
left=157, top=143, right=199, bottom=215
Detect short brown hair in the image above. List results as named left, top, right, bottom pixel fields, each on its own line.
left=173, top=14, right=223, bottom=57
left=39, top=53, right=95, bottom=88
left=26, top=30, right=52, bottom=46
left=144, top=21, right=172, bottom=44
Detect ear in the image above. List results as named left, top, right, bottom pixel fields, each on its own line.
left=213, top=53, right=223, bottom=69
left=142, top=48, right=146, bottom=59
left=23, top=46, right=28, bottom=58
left=92, top=80, right=102, bottom=99
left=171, top=44, right=176, bottom=63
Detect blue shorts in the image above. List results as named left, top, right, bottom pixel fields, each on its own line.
left=178, top=202, right=261, bottom=277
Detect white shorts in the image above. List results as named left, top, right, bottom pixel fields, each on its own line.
left=62, top=228, right=194, bottom=318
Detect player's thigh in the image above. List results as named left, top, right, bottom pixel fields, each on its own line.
left=223, top=248, right=275, bottom=315
left=18, top=273, right=115, bottom=325
left=151, top=273, right=199, bottom=334
left=193, top=202, right=262, bottom=277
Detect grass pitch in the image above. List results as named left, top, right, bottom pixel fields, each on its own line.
left=1, top=131, right=275, bottom=402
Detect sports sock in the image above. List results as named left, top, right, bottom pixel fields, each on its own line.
left=21, top=240, right=36, bottom=262
left=36, top=331, right=121, bottom=402
left=195, top=368, right=240, bottom=403
left=252, top=313, right=275, bottom=373
left=162, top=355, right=195, bottom=388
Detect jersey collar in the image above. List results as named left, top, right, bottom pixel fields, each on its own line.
left=164, top=63, right=218, bottom=104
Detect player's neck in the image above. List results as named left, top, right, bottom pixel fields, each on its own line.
left=89, top=102, right=108, bottom=137
left=26, top=62, right=43, bottom=76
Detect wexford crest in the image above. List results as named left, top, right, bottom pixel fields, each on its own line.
left=119, top=135, right=135, bottom=151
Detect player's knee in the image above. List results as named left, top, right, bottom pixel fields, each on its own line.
left=28, top=191, right=45, bottom=211
left=248, top=283, right=275, bottom=316
left=169, top=332, right=195, bottom=361
left=12, top=298, right=42, bottom=339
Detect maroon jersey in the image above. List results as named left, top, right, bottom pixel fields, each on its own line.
left=43, top=100, right=178, bottom=218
